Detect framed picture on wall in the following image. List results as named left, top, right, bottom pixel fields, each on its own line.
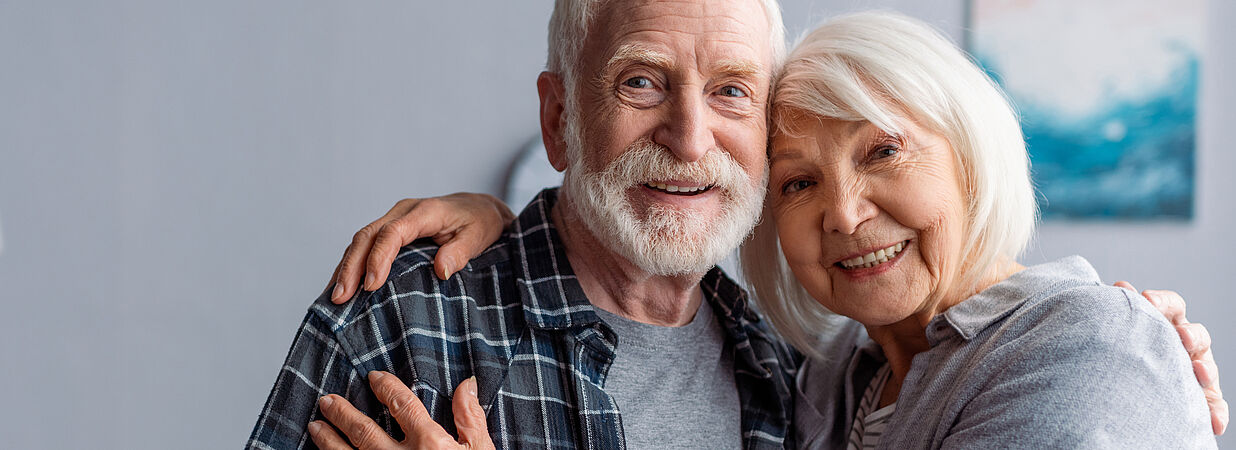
left=967, top=0, right=1203, bottom=220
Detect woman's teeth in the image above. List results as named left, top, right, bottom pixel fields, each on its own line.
left=645, top=182, right=710, bottom=194
left=840, top=241, right=906, bottom=270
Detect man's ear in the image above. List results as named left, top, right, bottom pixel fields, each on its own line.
left=537, top=71, right=569, bottom=172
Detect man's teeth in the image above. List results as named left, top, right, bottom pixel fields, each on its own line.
left=645, top=182, right=709, bottom=194
left=841, top=241, right=906, bottom=269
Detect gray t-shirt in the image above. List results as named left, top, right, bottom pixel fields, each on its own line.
left=796, top=256, right=1215, bottom=449
left=594, top=300, right=742, bottom=449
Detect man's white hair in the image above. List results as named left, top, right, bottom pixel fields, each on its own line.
left=740, top=11, right=1038, bottom=356
left=547, top=0, right=787, bottom=109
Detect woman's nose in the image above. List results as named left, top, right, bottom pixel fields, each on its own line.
left=820, top=184, right=877, bottom=235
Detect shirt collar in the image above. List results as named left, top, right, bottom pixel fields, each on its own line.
left=933, top=255, right=1101, bottom=342
left=507, top=188, right=600, bottom=330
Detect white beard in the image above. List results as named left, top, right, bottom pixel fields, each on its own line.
left=560, top=120, right=767, bottom=276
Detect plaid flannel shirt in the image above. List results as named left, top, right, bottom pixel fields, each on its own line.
left=248, top=188, right=800, bottom=449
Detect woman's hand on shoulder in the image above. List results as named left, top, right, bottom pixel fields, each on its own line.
left=327, top=193, right=515, bottom=304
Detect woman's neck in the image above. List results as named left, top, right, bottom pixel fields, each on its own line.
left=865, top=259, right=1026, bottom=408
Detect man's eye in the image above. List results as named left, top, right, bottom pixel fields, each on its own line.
left=782, top=179, right=814, bottom=194
left=623, top=77, right=652, bottom=89
left=719, top=85, right=747, bottom=98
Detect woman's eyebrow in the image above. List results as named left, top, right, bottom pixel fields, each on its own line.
left=769, top=149, right=805, bottom=164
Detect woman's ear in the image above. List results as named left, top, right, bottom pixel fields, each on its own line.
left=537, top=71, right=569, bottom=172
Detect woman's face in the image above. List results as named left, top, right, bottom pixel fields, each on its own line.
left=768, top=114, right=970, bottom=326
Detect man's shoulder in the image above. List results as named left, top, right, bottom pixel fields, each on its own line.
left=304, top=236, right=528, bottom=375
left=387, top=236, right=517, bottom=284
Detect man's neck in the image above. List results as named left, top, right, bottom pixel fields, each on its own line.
left=552, top=192, right=706, bottom=327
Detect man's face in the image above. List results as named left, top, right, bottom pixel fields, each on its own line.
left=560, top=0, right=773, bottom=275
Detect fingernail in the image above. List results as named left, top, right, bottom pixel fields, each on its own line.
left=364, top=272, right=376, bottom=289
left=332, top=282, right=344, bottom=300
left=308, top=421, right=321, bottom=434
left=319, top=395, right=333, bottom=408
left=369, top=370, right=385, bottom=381
left=467, top=377, right=483, bottom=416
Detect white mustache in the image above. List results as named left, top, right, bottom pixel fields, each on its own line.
left=594, top=139, right=752, bottom=194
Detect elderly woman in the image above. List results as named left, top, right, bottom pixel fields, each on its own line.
left=309, top=11, right=1218, bottom=448
left=744, top=12, right=1214, bottom=448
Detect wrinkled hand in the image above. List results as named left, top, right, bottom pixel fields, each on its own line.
left=310, top=371, right=494, bottom=449
left=1117, top=281, right=1227, bottom=435
left=327, top=194, right=515, bottom=304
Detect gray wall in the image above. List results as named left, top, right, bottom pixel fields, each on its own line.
left=0, top=1, right=1230, bottom=448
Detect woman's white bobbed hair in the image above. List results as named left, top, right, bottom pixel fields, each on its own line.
left=741, top=11, right=1038, bottom=356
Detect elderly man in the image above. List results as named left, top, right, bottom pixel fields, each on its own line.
left=249, top=0, right=793, bottom=448
left=249, top=0, right=1225, bottom=448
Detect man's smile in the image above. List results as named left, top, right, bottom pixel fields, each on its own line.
left=642, top=181, right=715, bottom=195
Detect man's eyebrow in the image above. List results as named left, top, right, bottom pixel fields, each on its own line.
left=712, top=58, right=764, bottom=79
left=603, top=44, right=673, bottom=75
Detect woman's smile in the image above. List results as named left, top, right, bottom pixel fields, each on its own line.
left=831, top=239, right=912, bottom=280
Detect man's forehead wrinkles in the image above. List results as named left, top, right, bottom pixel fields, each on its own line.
left=617, top=12, right=762, bottom=37
left=604, top=28, right=762, bottom=61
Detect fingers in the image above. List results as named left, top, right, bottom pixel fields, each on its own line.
left=1177, top=323, right=1213, bottom=360
left=452, top=377, right=494, bottom=449
left=1205, top=382, right=1229, bottom=435
left=307, top=420, right=354, bottom=450
left=365, top=214, right=440, bottom=289
left=1113, top=280, right=1135, bottom=292
left=317, top=394, right=395, bottom=449
left=1213, top=399, right=1229, bottom=436
left=367, top=371, right=454, bottom=443
left=331, top=200, right=419, bottom=303
left=1191, top=344, right=1226, bottom=435
left=1139, top=289, right=1187, bottom=326
left=333, top=193, right=514, bottom=294
left=332, top=222, right=385, bottom=304
left=1195, top=358, right=1221, bottom=390
left=433, top=246, right=459, bottom=281
left=434, top=225, right=493, bottom=280
left=429, top=195, right=512, bottom=280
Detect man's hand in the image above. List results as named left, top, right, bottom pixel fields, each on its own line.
left=1117, top=281, right=1227, bottom=435
left=309, top=371, right=494, bottom=449
left=327, top=194, right=515, bottom=304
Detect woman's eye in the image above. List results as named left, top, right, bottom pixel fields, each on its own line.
left=782, top=179, right=814, bottom=194
left=874, top=145, right=899, bottom=159
left=623, top=77, right=652, bottom=89
left=718, top=85, right=747, bottom=98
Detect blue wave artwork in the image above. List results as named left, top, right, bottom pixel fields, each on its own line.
left=969, top=0, right=1200, bottom=220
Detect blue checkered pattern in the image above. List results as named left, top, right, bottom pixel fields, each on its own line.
left=247, top=188, right=800, bottom=449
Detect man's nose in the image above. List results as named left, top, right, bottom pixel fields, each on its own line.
left=653, top=92, right=715, bottom=163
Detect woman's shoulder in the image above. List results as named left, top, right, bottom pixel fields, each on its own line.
left=1000, top=256, right=1171, bottom=341
left=950, top=256, right=1168, bottom=342
left=906, top=257, right=1215, bottom=448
